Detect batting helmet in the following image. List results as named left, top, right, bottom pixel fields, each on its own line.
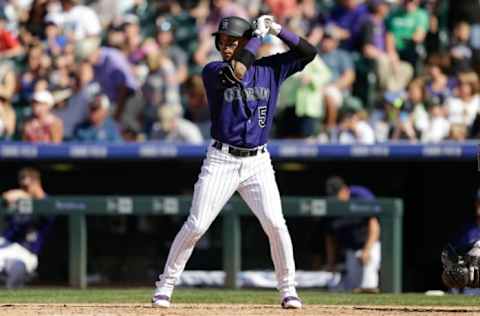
left=212, top=16, right=252, bottom=50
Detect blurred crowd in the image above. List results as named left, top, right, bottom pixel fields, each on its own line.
left=0, top=0, right=478, bottom=144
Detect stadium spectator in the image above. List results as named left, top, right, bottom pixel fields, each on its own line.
left=142, top=48, right=181, bottom=133
left=391, top=79, right=429, bottom=141
left=18, top=44, right=51, bottom=104
left=43, top=14, right=68, bottom=57
left=105, top=16, right=126, bottom=50
left=0, top=9, right=22, bottom=60
left=277, top=54, right=331, bottom=138
left=0, top=167, right=54, bottom=289
left=53, top=62, right=99, bottom=140
left=445, top=72, right=480, bottom=130
left=421, top=95, right=450, bottom=143
left=73, top=94, right=122, bottom=142
left=22, top=90, right=63, bottom=143
left=369, top=90, right=404, bottom=142
left=121, top=14, right=150, bottom=85
left=319, top=26, right=356, bottom=129
left=25, top=0, right=49, bottom=39
left=54, top=0, right=102, bottom=41
left=336, top=104, right=376, bottom=144
left=294, top=0, right=326, bottom=47
left=386, top=0, right=429, bottom=66
left=323, top=176, right=381, bottom=293
left=326, top=0, right=369, bottom=51
left=150, top=104, right=203, bottom=144
left=0, top=91, right=14, bottom=140
left=424, top=53, right=456, bottom=101
left=448, top=0, right=480, bottom=52
left=359, top=0, right=413, bottom=92
left=0, top=60, right=17, bottom=100
left=155, top=17, right=188, bottom=85
left=449, top=21, right=475, bottom=73
left=74, top=36, right=140, bottom=128
left=184, top=74, right=210, bottom=140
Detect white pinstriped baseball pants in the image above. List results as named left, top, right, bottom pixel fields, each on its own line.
left=155, top=143, right=298, bottom=299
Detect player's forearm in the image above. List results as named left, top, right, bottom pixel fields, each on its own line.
left=232, top=36, right=262, bottom=80
left=278, top=28, right=316, bottom=61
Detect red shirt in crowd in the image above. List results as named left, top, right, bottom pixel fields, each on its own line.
left=0, top=29, right=19, bottom=52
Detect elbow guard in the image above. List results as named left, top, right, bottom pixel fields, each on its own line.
left=296, top=38, right=317, bottom=61
left=234, top=48, right=256, bottom=70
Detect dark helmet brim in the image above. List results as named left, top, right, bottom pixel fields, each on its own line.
left=211, top=30, right=246, bottom=38
left=212, top=16, right=252, bottom=38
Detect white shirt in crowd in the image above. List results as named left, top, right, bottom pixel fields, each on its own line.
left=339, top=121, right=376, bottom=144
left=150, top=118, right=204, bottom=144
left=421, top=116, right=450, bottom=143
left=446, top=94, right=480, bottom=127
left=52, top=5, right=101, bottom=40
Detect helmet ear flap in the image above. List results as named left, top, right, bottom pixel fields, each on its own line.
left=215, top=35, right=220, bottom=50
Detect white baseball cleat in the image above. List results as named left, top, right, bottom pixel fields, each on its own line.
left=281, top=296, right=303, bottom=309
left=152, top=294, right=171, bottom=308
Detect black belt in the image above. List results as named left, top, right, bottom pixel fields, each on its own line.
left=212, top=141, right=265, bottom=157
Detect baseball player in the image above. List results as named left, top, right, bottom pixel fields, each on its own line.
left=442, top=189, right=480, bottom=292
left=0, top=167, right=54, bottom=288
left=152, top=15, right=316, bottom=309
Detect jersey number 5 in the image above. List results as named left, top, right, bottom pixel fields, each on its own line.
left=258, top=106, right=267, bottom=128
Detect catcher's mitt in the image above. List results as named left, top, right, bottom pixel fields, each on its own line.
left=441, top=243, right=480, bottom=288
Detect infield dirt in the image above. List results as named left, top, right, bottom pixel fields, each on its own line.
left=1, top=304, right=480, bottom=316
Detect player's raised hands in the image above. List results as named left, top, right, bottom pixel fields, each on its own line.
left=253, top=15, right=282, bottom=38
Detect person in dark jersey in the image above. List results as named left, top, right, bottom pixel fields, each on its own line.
left=152, top=15, right=316, bottom=309
left=0, top=167, right=53, bottom=288
left=324, top=176, right=381, bottom=293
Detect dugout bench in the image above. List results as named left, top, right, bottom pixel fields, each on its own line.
left=0, top=196, right=403, bottom=293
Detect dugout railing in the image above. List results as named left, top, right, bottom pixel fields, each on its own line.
left=0, top=196, right=403, bottom=293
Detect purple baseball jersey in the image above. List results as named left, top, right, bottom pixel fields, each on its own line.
left=202, top=50, right=311, bottom=148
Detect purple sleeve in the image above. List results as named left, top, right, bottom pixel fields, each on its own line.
left=349, top=186, right=375, bottom=200
left=111, top=51, right=139, bottom=91
left=201, top=61, right=225, bottom=88
left=277, top=28, right=300, bottom=47
left=244, top=36, right=262, bottom=55
left=201, top=61, right=228, bottom=106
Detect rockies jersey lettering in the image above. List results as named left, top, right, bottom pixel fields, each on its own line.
left=202, top=50, right=311, bottom=148
left=223, top=86, right=270, bottom=102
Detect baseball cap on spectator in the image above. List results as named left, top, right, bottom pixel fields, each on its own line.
left=32, top=90, right=54, bottom=108
left=75, top=37, right=101, bottom=61
left=156, top=17, right=174, bottom=33
left=323, top=25, right=341, bottom=40
left=325, top=176, right=346, bottom=196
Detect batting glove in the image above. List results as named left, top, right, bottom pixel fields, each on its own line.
left=253, top=15, right=282, bottom=38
